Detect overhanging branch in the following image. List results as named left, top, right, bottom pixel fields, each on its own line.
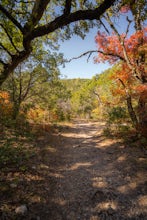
left=30, top=0, right=116, bottom=39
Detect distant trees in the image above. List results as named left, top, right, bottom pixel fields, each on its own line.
left=60, top=72, right=114, bottom=120
left=1, top=56, right=70, bottom=123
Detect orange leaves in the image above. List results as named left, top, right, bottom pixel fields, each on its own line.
left=27, top=107, right=46, bottom=123
left=112, top=87, right=126, bottom=96
left=126, top=29, right=147, bottom=56
left=27, top=107, right=58, bottom=123
left=95, top=26, right=147, bottom=65
left=0, top=91, right=13, bottom=117
left=0, top=91, right=10, bottom=101
left=95, top=31, right=123, bottom=64
left=136, top=84, right=147, bottom=93
left=95, top=26, right=147, bottom=101
left=111, top=63, right=133, bottom=83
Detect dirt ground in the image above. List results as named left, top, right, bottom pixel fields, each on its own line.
left=0, top=121, right=147, bottom=219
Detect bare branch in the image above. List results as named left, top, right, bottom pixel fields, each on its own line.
left=99, top=19, right=110, bottom=34
left=104, top=13, right=120, bottom=38
left=125, top=16, right=132, bottom=39
left=68, top=50, right=125, bottom=62
left=93, top=90, right=102, bottom=105
left=118, top=78, right=126, bottom=89
left=0, top=4, right=24, bottom=33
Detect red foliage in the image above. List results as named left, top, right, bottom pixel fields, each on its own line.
left=95, top=27, right=147, bottom=98
left=95, top=26, right=147, bottom=101
left=136, top=84, right=147, bottom=93
left=95, top=27, right=147, bottom=65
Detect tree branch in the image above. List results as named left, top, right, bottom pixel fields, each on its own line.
left=104, top=13, right=133, bottom=68
left=0, top=4, right=24, bottom=33
left=0, top=42, right=13, bottom=57
left=30, top=0, right=116, bottom=39
left=0, top=0, right=116, bottom=86
left=0, top=49, right=32, bottom=85
left=22, top=72, right=34, bottom=101
left=0, top=23, right=20, bottom=52
left=99, top=19, right=110, bottom=34
left=0, top=58, right=7, bottom=66
left=24, top=0, right=51, bottom=31
left=68, top=50, right=125, bottom=62
left=64, top=0, right=72, bottom=15
left=125, top=16, right=132, bottom=38
left=93, top=90, right=102, bottom=105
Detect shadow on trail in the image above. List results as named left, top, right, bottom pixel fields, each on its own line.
left=1, top=122, right=147, bottom=219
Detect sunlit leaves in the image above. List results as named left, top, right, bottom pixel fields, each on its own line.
left=0, top=91, right=13, bottom=118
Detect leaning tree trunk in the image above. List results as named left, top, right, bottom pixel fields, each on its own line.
left=118, top=78, right=139, bottom=131
left=126, top=95, right=139, bottom=130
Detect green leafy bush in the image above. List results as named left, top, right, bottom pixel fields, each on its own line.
left=107, top=106, right=127, bottom=123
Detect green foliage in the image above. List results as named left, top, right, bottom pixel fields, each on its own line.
left=103, top=106, right=131, bottom=137
left=59, top=69, right=115, bottom=120
left=0, top=0, right=117, bottom=85
left=0, top=133, right=34, bottom=170
left=107, top=106, right=127, bottom=123
left=103, top=123, right=131, bottom=138
left=0, top=143, right=25, bottom=168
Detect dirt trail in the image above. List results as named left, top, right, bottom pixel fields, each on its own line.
left=2, top=121, right=146, bottom=219
left=28, top=121, right=146, bottom=220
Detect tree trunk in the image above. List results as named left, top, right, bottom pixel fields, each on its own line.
left=118, top=78, right=139, bottom=130
left=126, top=96, right=139, bottom=130
left=12, top=103, right=21, bottom=120
left=137, top=91, right=147, bottom=137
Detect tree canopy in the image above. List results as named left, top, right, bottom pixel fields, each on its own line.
left=0, top=0, right=117, bottom=86
left=94, top=1, right=147, bottom=135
